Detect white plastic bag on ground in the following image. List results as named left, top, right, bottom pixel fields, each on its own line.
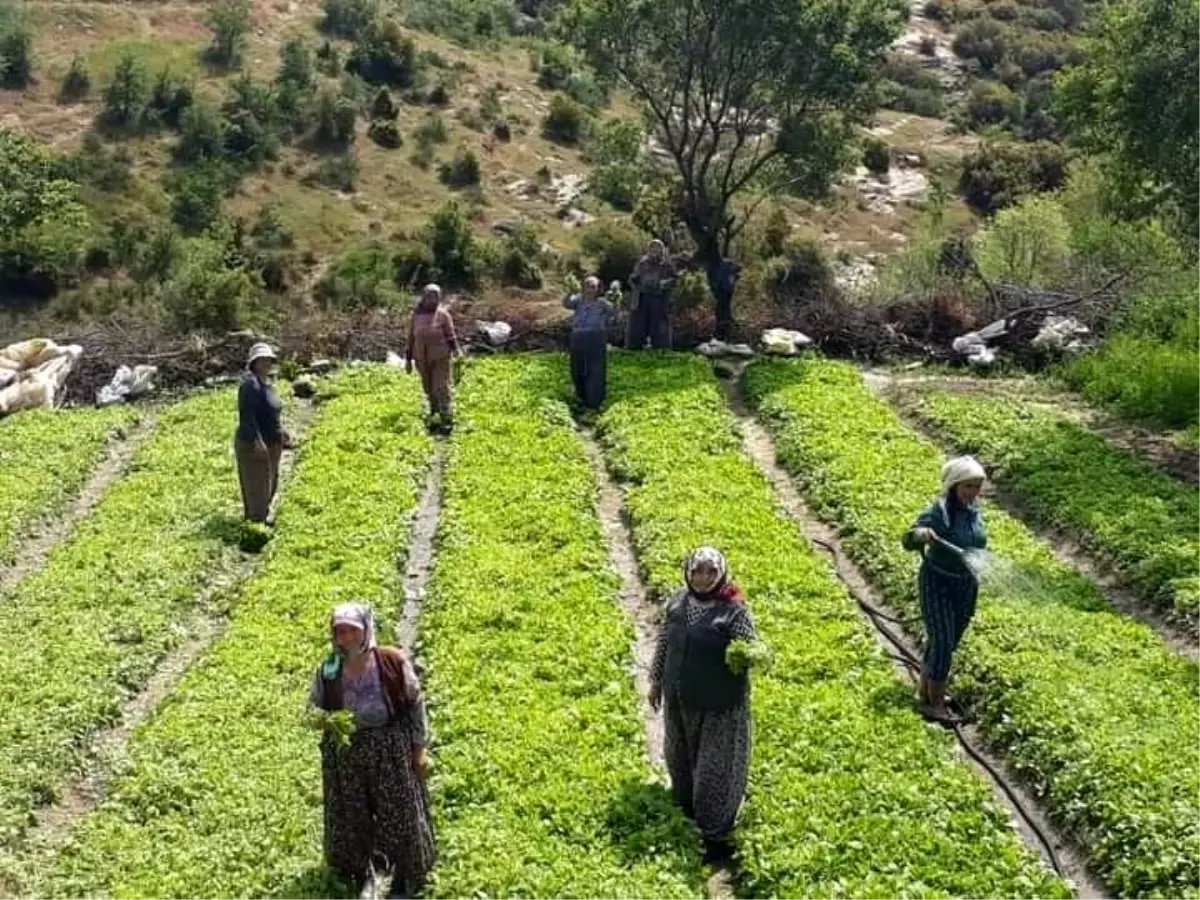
left=97, top=364, right=158, bottom=407
left=697, top=340, right=755, bottom=358
left=477, top=321, right=513, bottom=346
left=1032, top=315, right=1090, bottom=352
left=761, top=328, right=813, bottom=356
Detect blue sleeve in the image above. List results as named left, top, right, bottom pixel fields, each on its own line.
left=902, top=502, right=940, bottom=551
left=237, top=378, right=260, bottom=442
left=973, top=511, right=988, bottom=550
left=563, top=294, right=578, bottom=310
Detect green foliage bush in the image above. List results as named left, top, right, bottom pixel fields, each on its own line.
left=315, top=243, right=401, bottom=309
left=438, top=146, right=481, bottom=187
left=103, top=51, right=149, bottom=129
left=205, top=0, right=252, bottom=67
left=313, top=86, right=357, bottom=147
left=965, top=79, right=1022, bottom=128
left=148, top=68, right=195, bottom=130
left=952, top=18, right=1008, bottom=70
left=959, top=140, right=1067, bottom=213
left=368, top=119, right=402, bottom=148
left=580, top=219, right=645, bottom=286
left=59, top=54, right=91, bottom=102
left=862, top=136, right=890, bottom=174
left=973, top=195, right=1070, bottom=287
left=169, top=161, right=231, bottom=233
left=0, top=5, right=32, bottom=88
left=162, top=236, right=257, bottom=330
left=320, top=0, right=378, bottom=38
left=542, top=94, right=586, bottom=145
left=347, top=18, right=418, bottom=87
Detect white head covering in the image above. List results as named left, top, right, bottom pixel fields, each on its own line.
left=684, top=546, right=728, bottom=595
left=941, top=455, right=986, bottom=495
left=583, top=275, right=601, bottom=293
left=247, top=342, right=278, bottom=367
left=321, top=602, right=378, bottom=678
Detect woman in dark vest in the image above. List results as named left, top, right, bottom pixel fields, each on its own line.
left=309, top=603, right=435, bottom=898
left=649, top=547, right=757, bottom=868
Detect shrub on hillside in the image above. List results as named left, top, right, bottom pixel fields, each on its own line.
left=103, top=51, right=149, bottom=128
left=149, top=69, right=194, bottom=130
left=438, top=147, right=481, bottom=188
left=959, top=140, right=1067, bottom=213
left=965, top=80, right=1022, bottom=128
left=370, top=87, right=397, bottom=120
left=0, top=9, right=33, bottom=88
left=309, top=154, right=360, bottom=192
left=368, top=119, right=402, bottom=148
left=862, top=137, right=890, bottom=174
left=162, top=236, right=257, bottom=331
left=952, top=18, right=1007, bottom=71
left=169, top=162, right=232, bottom=233
left=543, top=95, right=586, bottom=145
left=177, top=102, right=225, bottom=162
left=580, top=220, right=645, bottom=286
left=321, top=0, right=378, bottom=38
left=494, top=223, right=544, bottom=288
left=973, top=195, right=1071, bottom=287
left=313, top=86, right=357, bottom=147
left=395, top=203, right=481, bottom=288
left=205, top=0, right=252, bottom=67
left=59, top=54, right=91, bottom=103
left=347, top=19, right=418, bottom=87
left=315, top=243, right=400, bottom=308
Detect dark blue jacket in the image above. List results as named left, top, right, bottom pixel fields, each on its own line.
left=236, top=372, right=282, bottom=444
left=903, top=494, right=987, bottom=577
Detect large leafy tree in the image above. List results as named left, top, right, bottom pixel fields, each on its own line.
left=562, top=0, right=906, bottom=332
left=1055, top=0, right=1199, bottom=242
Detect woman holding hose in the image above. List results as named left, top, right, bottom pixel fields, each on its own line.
left=903, top=455, right=988, bottom=725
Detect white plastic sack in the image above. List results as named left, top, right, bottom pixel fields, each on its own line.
left=697, top=340, right=754, bottom=358
left=761, top=328, right=813, bottom=356
left=0, top=379, right=51, bottom=416
left=0, top=340, right=82, bottom=416
left=97, top=364, right=158, bottom=407
left=386, top=351, right=405, bottom=368
left=477, top=320, right=513, bottom=346
left=1032, top=315, right=1089, bottom=352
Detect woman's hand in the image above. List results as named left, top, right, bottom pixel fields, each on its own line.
left=648, top=688, right=662, bottom=712
left=253, top=437, right=269, bottom=458
left=413, top=745, right=431, bottom=778
left=911, top=526, right=935, bottom=546
left=281, top=430, right=294, bottom=450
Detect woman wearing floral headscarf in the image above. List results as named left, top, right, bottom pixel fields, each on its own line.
left=309, top=603, right=435, bottom=898
left=903, top=455, right=988, bottom=725
left=649, top=547, right=758, bottom=868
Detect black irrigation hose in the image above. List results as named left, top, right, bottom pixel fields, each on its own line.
left=806, top=533, right=1069, bottom=881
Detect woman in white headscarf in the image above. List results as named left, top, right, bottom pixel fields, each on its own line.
left=309, top=603, right=435, bottom=898
left=649, top=547, right=757, bottom=869
left=902, top=456, right=988, bottom=724
left=405, top=283, right=463, bottom=433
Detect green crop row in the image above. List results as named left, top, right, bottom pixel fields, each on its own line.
left=0, top=390, right=241, bottom=848
left=743, top=358, right=1200, bottom=899
left=0, top=405, right=139, bottom=566
left=595, top=354, right=1066, bottom=899
left=908, top=390, right=1199, bottom=619
left=29, top=368, right=432, bottom=898
left=421, top=355, right=704, bottom=899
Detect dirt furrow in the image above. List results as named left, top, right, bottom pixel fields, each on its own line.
left=719, top=369, right=1107, bottom=900
left=13, top=399, right=317, bottom=866
left=396, top=441, right=446, bottom=651
left=578, top=427, right=666, bottom=772
left=0, top=416, right=154, bottom=597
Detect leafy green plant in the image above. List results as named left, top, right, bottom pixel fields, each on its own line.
left=30, top=369, right=432, bottom=898
left=743, top=357, right=1200, bottom=898
left=58, top=54, right=91, bottom=102
left=596, top=353, right=1067, bottom=899
left=0, top=390, right=248, bottom=848
left=420, top=356, right=705, bottom=898
left=542, top=94, right=587, bottom=145
left=0, top=406, right=137, bottom=565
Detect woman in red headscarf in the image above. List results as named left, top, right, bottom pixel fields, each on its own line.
left=649, top=546, right=758, bottom=870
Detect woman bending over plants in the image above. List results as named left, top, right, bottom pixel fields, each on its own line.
left=903, top=456, right=988, bottom=725
left=308, top=603, right=435, bottom=898
left=650, top=546, right=765, bottom=870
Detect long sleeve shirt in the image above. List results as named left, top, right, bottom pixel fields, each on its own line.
left=407, top=305, right=460, bottom=365
left=563, top=293, right=616, bottom=333
left=235, top=372, right=282, bottom=444
left=649, top=589, right=757, bottom=704
left=902, top=496, right=988, bottom=577
left=629, top=257, right=678, bottom=297
left=309, top=651, right=429, bottom=744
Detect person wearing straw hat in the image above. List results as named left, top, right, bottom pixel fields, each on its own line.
left=405, top=283, right=463, bottom=434
left=902, top=455, right=988, bottom=724
left=234, top=342, right=291, bottom=524
left=309, top=602, right=435, bottom=899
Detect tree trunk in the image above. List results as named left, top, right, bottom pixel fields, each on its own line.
left=706, top=259, right=734, bottom=339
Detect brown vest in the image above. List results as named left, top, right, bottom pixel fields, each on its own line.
left=320, top=645, right=411, bottom=721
